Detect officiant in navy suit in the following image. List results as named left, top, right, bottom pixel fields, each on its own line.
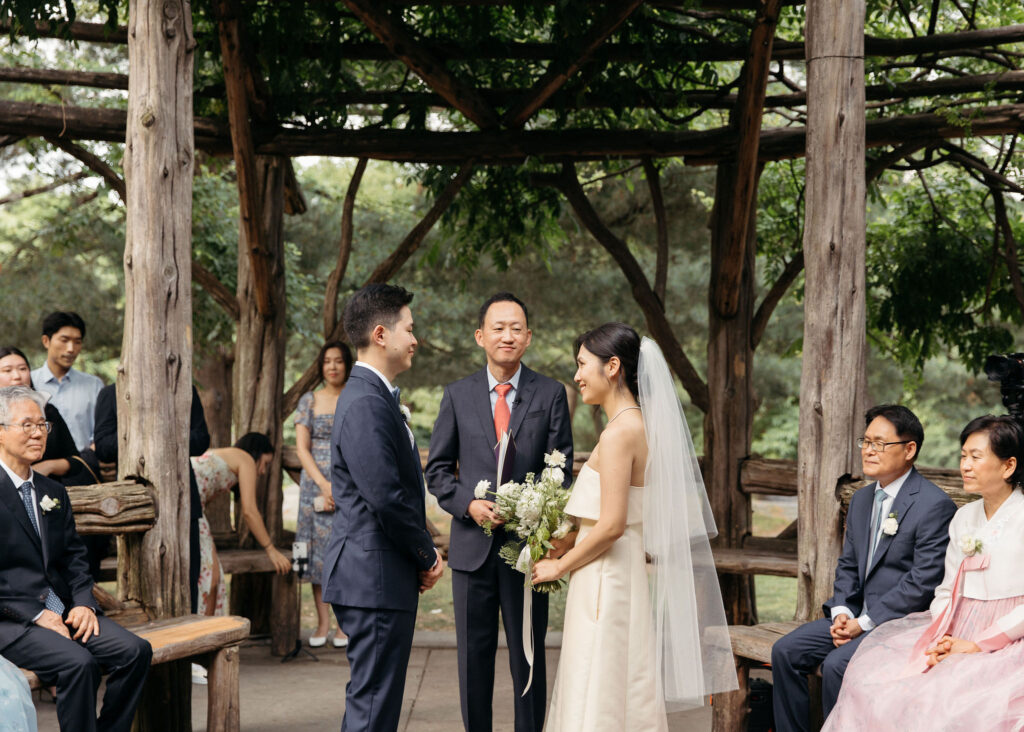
left=771, top=404, right=956, bottom=732
left=426, top=292, right=573, bottom=732
left=322, top=284, right=444, bottom=732
left=0, top=385, right=151, bottom=732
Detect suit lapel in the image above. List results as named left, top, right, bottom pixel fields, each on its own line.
left=472, top=369, right=496, bottom=444
left=0, top=472, right=45, bottom=559
left=866, top=469, right=920, bottom=577
left=508, top=365, right=537, bottom=439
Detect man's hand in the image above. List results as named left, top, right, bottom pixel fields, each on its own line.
left=34, top=609, right=71, bottom=639
left=66, top=606, right=100, bottom=643
left=468, top=499, right=504, bottom=528
left=830, top=614, right=863, bottom=647
left=419, top=550, right=445, bottom=593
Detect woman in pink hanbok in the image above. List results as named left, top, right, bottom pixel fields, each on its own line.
left=824, top=415, right=1024, bottom=731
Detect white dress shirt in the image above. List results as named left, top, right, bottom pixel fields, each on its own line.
left=31, top=362, right=104, bottom=451
left=831, top=467, right=913, bottom=631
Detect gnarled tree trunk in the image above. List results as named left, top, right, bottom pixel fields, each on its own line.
left=121, top=0, right=195, bottom=728
left=796, top=0, right=867, bottom=621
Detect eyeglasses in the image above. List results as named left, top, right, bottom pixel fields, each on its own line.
left=857, top=438, right=910, bottom=453
left=0, top=422, right=53, bottom=435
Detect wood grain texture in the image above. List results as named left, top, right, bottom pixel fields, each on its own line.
left=67, top=481, right=156, bottom=534
left=206, top=644, right=242, bottom=732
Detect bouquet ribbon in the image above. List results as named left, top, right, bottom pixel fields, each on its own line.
left=517, top=545, right=535, bottom=696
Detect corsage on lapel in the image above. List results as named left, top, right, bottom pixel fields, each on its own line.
left=399, top=404, right=412, bottom=424
left=39, top=495, right=61, bottom=514
left=881, top=511, right=899, bottom=536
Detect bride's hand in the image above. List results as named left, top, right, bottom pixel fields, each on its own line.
left=547, top=532, right=577, bottom=559
left=531, top=558, right=565, bottom=585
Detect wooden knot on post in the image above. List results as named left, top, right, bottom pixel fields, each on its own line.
left=140, top=108, right=156, bottom=128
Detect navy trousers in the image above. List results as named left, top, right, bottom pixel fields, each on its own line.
left=1, top=614, right=152, bottom=732
left=771, top=617, right=869, bottom=732
left=451, top=536, right=548, bottom=732
left=334, top=604, right=416, bottom=732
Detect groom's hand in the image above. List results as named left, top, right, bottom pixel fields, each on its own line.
left=419, top=549, right=445, bottom=593
left=468, top=499, right=504, bottom=527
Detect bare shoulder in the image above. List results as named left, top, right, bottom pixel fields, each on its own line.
left=594, top=411, right=646, bottom=464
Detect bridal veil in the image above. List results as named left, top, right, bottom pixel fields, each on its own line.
left=639, top=337, right=738, bottom=708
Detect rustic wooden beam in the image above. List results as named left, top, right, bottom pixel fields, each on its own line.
left=323, top=157, right=367, bottom=338
left=66, top=481, right=156, bottom=534
left=0, top=66, right=127, bottom=89
left=342, top=0, right=499, bottom=129
left=5, top=99, right=1024, bottom=163
left=502, top=0, right=643, bottom=128
left=542, top=164, right=711, bottom=412
left=193, top=260, right=241, bottom=320
left=217, top=0, right=274, bottom=318
left=712, top=0, right=783, bottom=320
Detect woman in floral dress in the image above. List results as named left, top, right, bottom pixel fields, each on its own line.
left=191, top=432, right=291, bottom=616
left=295, top=341, right=352, bottom=647
left=0, top=653, right=35, bottom=732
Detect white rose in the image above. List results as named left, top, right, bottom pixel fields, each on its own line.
left=881, top=517, right=899, bottom=536
left=474, top=480, right=491, bottom=499
left=545, top=450, right=567, bottom=469
left=959, top=535, right=982, bottom=556
left=542, top=467, right=565, bottom=485
left=39, top=495, right=58, bottom=513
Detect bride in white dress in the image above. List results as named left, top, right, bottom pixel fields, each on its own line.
left=532, top=323, right=736, bottom=731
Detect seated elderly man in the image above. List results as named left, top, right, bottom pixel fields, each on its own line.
left=0, top=385, right=151, bottom=732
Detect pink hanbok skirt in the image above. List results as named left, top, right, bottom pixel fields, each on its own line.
left=823, top=595, right=1024, bottom=732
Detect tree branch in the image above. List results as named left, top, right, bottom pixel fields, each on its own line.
left=751, top=251, right=803, bottom=349
left=0, top=171, right=88, bottom=206
left=192, top=260, right=241, bottom=320
left=323, top=157, right=367, bottom=337
left=540, top=163, right=710, bottom=412
left=342, top=0, right=499, bottom=129
left=46, top=136, right=125, bottom=200
left=642, top=157, right=669, bottom=305
left=939, top=142, right=1024, bottom=195
left=994, top=190, right=1024, bottom=315
left=502, top=0, right=643, bottom=127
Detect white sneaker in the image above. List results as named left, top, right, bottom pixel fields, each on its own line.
left=191, top=663, right=208, bottom=685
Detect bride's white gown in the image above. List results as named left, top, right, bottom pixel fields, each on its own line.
left=545, top=464, right=668, bottom=732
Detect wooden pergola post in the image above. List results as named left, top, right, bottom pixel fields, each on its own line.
left=120, top=0, right=195, bottom=727
left=795, top=0, right=867, bottom=621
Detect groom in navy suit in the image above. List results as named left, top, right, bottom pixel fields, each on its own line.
left=772, top=404, right=956, bottom=731
left=0, top=386, right=151, bottom=732
left=426, top=292, right=572, bottom=731
left=322, top=284, right=444, bottom=732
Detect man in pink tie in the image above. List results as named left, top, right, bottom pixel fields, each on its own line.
left=426, top=292, right=573, bottom=732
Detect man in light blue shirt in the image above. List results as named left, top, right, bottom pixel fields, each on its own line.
left=30, top=312, right=104, bottom=452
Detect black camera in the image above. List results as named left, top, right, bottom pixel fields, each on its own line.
left=984, top=353, right=1024, bottom=421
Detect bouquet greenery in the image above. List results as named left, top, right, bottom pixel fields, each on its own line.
left=474, top=449, right=574, bottom=593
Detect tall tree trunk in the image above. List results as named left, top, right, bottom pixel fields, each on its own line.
left=121, top=0, right=194, bottom=727
left=706, top=161, right=759, bottom=626
left=229, top=155, right=291, bottom=650
left=796, top=0, right=867, bottom=622
left=196, top=345, right=235, bottom=542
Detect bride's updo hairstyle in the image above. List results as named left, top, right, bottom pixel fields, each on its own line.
left=960, top=415, right=1024, bottom=489
left=574, top=322, right=641, bottom=400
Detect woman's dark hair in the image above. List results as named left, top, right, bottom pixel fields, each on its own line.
left=318, top=341, right=353, bottom=385
left=574, top=323, right=640, bottom=400
left=960, top=415, right=1024, bottom=487
left=234, top=432, right=274, bottom=461
left=0, top=346, right=34, bottom=387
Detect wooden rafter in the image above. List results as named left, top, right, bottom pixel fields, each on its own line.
left=712, top=0, right=782, bottom=320
left=5, top=99, right=1024, bottom=164
left=342, top=0, right=499, bottom=129
left=502, top=0, right=643, bottom=128
left=217, top=0, right=274, bottom=317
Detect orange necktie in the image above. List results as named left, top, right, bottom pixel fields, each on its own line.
left=494, top=383, right=512, bottom=442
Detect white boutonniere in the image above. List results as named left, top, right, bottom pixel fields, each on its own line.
left=881, top=511, right=899, bottom=536
left=399, top=404, right=411, bottom=423
left=39, top=495, right=60, bottom=513
left=959, top=534, right=983, bottom=557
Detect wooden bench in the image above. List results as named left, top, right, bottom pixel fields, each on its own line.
left=711, top=466, right=978, bottom=731
left=23, top=614, right=250, bottom=732
left=15, top=481, right=252, bottom=731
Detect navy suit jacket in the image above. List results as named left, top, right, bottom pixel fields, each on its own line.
left=0, top=471, right=98, bottom=651
left=823, top=466, right=956, bottom=626
left=321, top=365, right=437, bottom=612
left=426, top=364, right=573, bottom=573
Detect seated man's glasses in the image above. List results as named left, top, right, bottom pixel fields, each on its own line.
left=856, top=437, right=910, bottom=452
left=0, top=421, right=53, bottom=435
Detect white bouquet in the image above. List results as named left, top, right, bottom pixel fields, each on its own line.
left=475, top=450, right=573, bottom=593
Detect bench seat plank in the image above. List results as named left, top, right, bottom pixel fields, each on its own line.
left=713, top=547, right=798, bottom=577
left=729, top=620, right=802, bottom=663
